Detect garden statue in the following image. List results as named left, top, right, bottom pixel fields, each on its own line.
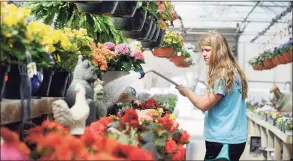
left=64, top=58, right=97, bottom=126
left=52, top=83, right=89, bottom=135
left=93, top=78, right=107, bottom=119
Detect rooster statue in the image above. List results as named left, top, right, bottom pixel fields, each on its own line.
left=52, top=83, right=90, bottom=135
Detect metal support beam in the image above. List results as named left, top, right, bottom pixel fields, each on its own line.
left=172, top=2, right=289, bottom=8
left=182, top=18, right=288, bottom=23
left=250, top=5, right=292, bottom=42
left=239, top=1, right=260, bottom=33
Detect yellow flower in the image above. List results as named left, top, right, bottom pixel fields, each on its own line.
left=169, top=114, right=176, bottom=120
left=44, top=45, right=56, bottom=53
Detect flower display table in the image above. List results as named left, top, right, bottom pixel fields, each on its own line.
left=247, top=111, right=292, bottom=161
left=1, top=97, right=60, bottom=125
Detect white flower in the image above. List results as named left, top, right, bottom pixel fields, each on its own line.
left=177, top=52, right=182, bottom=56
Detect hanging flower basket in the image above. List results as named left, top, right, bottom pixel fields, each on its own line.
left=281, top=51, right=291, bottom=64
left=123, top=16, right=153, bottom=40
left=264, top=58, right=275, bottom=69
left=277, top=55, right=287, bottom=64
left=112, top=8, right=147, bottom=31
left=141, top=30, right=165, bottom=49
left=0, top=65, right=10, bottom=100
left=153, top=47, right=174, bottom=58
left=170, top=56, right=190, bottom=67
left=76, top=1, right=118, bottom=15
left=112, top=1, right=138, bottom=17
left=272, top=56, right=280, bottom=66
left=48, top=71, right=70, bottom=97
left=144, top=21, right=157, bottom=41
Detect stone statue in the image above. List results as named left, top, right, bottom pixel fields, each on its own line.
left=52, top=83, right=89, bottom=135
left=64, top=59, right=97, bottom=126
left=93, top=78, right=107, bottom=119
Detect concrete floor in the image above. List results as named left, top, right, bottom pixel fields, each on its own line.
left=174, top=96, right=264, bottom=160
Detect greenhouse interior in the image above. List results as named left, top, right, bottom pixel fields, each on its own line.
left=0, top=1, right=292, bottom=161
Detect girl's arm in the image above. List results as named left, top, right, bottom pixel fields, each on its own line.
left=185, top=89, right=222, bottom=112
left=176, top=79, right=226, bottom=111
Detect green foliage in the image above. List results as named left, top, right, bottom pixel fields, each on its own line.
left=25, top=2, right=126, bottom=44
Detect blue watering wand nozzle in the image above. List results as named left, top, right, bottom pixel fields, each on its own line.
left=138, top=70, right=145, bottom=79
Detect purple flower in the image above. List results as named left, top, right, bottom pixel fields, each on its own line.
left=131, top=51, right=144, bottom=60
left=115, top=43, right=129, bottom=55
left=104, top=42, right=115, bottom=51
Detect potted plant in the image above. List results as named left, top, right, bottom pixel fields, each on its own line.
left=26, top=2, right=126, bottom=44
left=170, top=46, right=193, bottom=68
left=153, top=31, right=184, bottom=58
left=256, top=56, right=265, bottom=70
left=262, top=50, right=275, bottom=69
left=112, top=1, right=138, bottom=17
left=75, top=1, right=119, bottom=15
left=248, top=57, right=258, bottom=70
left=279, top=45, right=292, bottom=64
left=112, top=5, right=148, bottom=31
left=102, top=41, right=145, bottom=84
left=122, top=13, right=154, bottom=40
left=1, top=4, right=53, bottom=99
left=141, top=30, right=165, bottom=49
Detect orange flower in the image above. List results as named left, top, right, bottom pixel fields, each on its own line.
left=165, top=139, right=177, bottom=154
left=0, top=127, right=31, bottom=160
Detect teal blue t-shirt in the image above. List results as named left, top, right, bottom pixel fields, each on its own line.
left=204, top=71, right=247, bottom=144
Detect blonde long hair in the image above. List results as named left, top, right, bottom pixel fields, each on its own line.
left=199, top=31, right=248, bottom=99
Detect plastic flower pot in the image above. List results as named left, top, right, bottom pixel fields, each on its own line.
left=3, top=65, right=26, bottom=99
left=112, top=8, right=147, bottom=31
left=48, top=71, right=70, bottom=97
left=252, top=65, right=258, bottom=70
left=277, top=55, right=287, bottom=64
left=76, top=1, right=118, bottom=15
left=153, top=47, right=174, bottom=58
left=264, top=58, right=275, bottom=69
left=170, top=56, right=190, bottom=68
left=281, top=51, right=291, bottom=64
left=112, top=1, right=138, bottom=18
left=272, top=56, right=280, bottom=66
left=123, top=16, right=153, bottom=40
left=290, top=48, right=293, bottom=60
left=141, top=30, right=165, bottom=49
left=144, top=21, right=157, bottom=41
left=33, top=68, right=54, bottom=97
left=151, top=26, right=161, bottom=42
left=0, top=65, right=10, bottom=100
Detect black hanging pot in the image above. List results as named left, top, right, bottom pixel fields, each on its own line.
left=144, top=21, right=157, bottom=41
left=151, top=26, right=161, bottom=42
left=33, top=68, right=54, bottom=97
left=113, top=8, right=147, bottom=31
left=112, top=1, right=138, bottom=18
left=3, top=65, right=24, bottom=99
left=48, top=71, right=70, bottom=97
left=0, top=65, right=10, bottom=100
left=76, top=1, right=119, bottom=15
left=123, top=15, right=153, bottom=40
left=141, top=30, right=165, bottom=49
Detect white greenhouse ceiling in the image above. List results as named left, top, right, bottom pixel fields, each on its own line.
left=169, top=1, right=292, bottom=55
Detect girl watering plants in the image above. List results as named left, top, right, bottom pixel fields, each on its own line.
left=176, top=31, right=248, bottom=161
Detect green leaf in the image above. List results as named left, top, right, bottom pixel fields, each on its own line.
left=154, top=138, right=166, bottom=147
left=117, top=134, right=131, bottom=144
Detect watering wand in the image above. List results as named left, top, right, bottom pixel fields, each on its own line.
left=137, top=70, right=180, bottom=86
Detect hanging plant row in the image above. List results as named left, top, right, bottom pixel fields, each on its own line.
left=249, top=38, right=293, bottom=71
left=76, top=1, right=178, bottom=49
left=0, top=3, right=145, bottom=100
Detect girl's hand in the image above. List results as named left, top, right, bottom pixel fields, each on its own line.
left=176, top=85, right=190, bottom=97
